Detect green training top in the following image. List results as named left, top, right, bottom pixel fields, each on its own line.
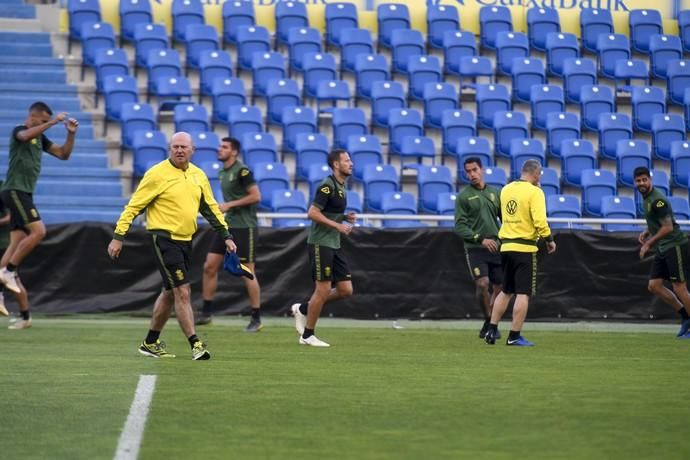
left=307, top=175, right=347, bottom=249
left=219, top=160, right=258, bottom=228
left=2, top=125, right=53, bottom=194
left=642, top=187, right=687, bottom=254
left=454, top=183, right=501, bottom=249
left=0, top=181, right=9, bottom=250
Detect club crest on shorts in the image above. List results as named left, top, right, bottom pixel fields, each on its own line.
left=30, top=209, right=38, bottom=218
left=175, top=269, right=184, bottom=281
left=474, top=267, right=481, bottom=277
left=324, top=266, right=331, bottom=277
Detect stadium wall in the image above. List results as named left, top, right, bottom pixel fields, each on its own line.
left=18, top=224, right=669, bottom=321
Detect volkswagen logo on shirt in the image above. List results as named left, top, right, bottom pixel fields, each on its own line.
left=506, top=200, right=518, bottom=216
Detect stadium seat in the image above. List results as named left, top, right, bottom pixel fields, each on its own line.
left=547, top=194, right=581, bottom=218
left=679, top=10, right=690, bottom=53
left=354, top=54, right=390, bottom=101
left=265, top=78, right=301, bottom=126
left=417, top=165, right=453, bottom=212
left=133, top=23, right=168, bottom=72
left=171, top=0, right=205, bottom=44
left=390, top=29, right=425, bottom=74
left=93, top=48, right=128, bottom=105
left=146, top=48, right=182, bottom=95
left=407, top=55, right=442, bottom=101
left=484, top=166, right=507, bottom=189
left=388, top=108, right=424, bottom=159
left=476, top=83, right=511, bottom=129
left=649, top=34, right=683, bottom=79
left=271, top=189, right=307, bottom=214
left=281, top=106, right=317, bottom=153
left=560, top=139, right=596, bottom=186
left=685, top=88, right=690, bottom=131
left=236, top=25, right=271, bottom=72
left=651, top=114, right=686, bottom=161
left=81, top=22, right=116, bottom=77
left=150, top=76, right=192, bottom=111
left=510, top=58, right=546, bottom=103
left=227, top=105, right=263, bottom=142
left=493, top=111, right=529, bottom=158
left=398, top=136, right=436, bottom=166
left=671, top=140, right=690, bottom=187
left=316, top=80, right=351, bottom=116
left=302, top=52, right=337, bottom=99
left=103, top=75, right=138, bottom=123
left=332, top=108, right=367, bottom=149
left=377, top=3, right=410, bottom=51
left=629, top=9, right=662, bottom=54
left=251, top=51, right=287, bottom=102
left=596, top=34, right=630, bottom=79
left=222, top=0, right=255, bottom=46
left=423, top=82, right=458, bottom=129
left=275, top=1, right=308, bottom=49
left=509, top=138, right=545, bottom=179
left=540, top=167, right=560, bottom=197
left=254, top=162, right=290, bottom=210
left=562, top=57, right=597, bottom=103
left=441, top=109, right=476, bottom=158
left=580, top=85, right=615, bottom=132
left=306, top=163, right=332, bottom=200
left=458, top=56, right=494, bottom=89
left=581, top=168, right=616, bottom=216
left=616, top=139, right=651, bottom=187
left=601, top=196, right=637, bottom=232
left=183, top=24, right=219, bottom=72
left=119, top=0, right=152, bottom=45
left=362, top=163, right=399, bottom=211
left=546, top=112, right=580, bottom=158
left=427, top=4, right=460, bottom=50
left=370, top=80, right=406, bottom=128
left=456, top=137, right=493, bottom=179
left=191, top=131, right=220, bottom=164
left=598, top=113, right=632, bottom=160
left=436, top=192, right=457, bottom=226
left=527, top=7, right=560, bottom=51
left=132, top=130, right=167, bottom=178
left=443, top=30, right=477, bottom=76
left=347, top=135, right=384, bottom=181
left=666, top=60, right=690, bottom=106
left=295, top=133, right=329, bottom=183
left=338, top=28, right=372, bottom=76
left=174, top=104, right=209, bottom=134
left=613, top=59, right=649, bottom=92
left=68, top=0, right=101, bottom=51
left=325, top=3, right=358, bottom=49
left=346, top=190, right=363, bottom=214
left=668, top=196, right=690, bottom=224
left=381, top=191, right=417, bottom=215
left=580, top=8, right=613, bottom=53
left=495, top=31, right=528, bottom=76
left=545, top=32, right=578, bottom=77
left=479, top=5, right=512, bottom=50
left=242, top=132, right=277, bottom=171
left=631, top=86, right=665, bottom=133
left=198, top=50, right=233, bottom=102
left=211, top=78, right=246, bottom=123
left=120, top=102, right=156, bottom=150
left=530, top=84, right=564, bottom=132
left=286, top=27, right=322, bottom=76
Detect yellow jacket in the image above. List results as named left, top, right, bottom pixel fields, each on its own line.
left=114, top=159, right=229, bottom=241
left=498, top=180, right=552, bottom=253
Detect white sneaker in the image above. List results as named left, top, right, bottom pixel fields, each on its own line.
left=299, top=335, right=330, bottom=347
left=0, top=292, right=7, bottom=316
left=290, top=303, right=307, bottom=335
left=0, top=268, right=20, bottom=294
left=8, top=318, right=32, bottom=330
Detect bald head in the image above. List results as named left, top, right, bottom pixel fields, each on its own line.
left=169, top=131, right=195, bottom=170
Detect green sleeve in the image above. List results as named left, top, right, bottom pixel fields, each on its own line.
left=454, top=193, right=480, bottom=243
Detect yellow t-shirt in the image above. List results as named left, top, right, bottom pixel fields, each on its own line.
left=498, top=180, right=552, bottom=253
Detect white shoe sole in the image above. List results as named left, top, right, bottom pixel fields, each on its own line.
left=299, top=336, right=330, bottom=347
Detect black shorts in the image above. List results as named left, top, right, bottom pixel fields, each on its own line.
left=207, top=227, right=257, bottom=263
left=1, top=190, right=41, bottom=231
left=501, top=251, right=537, bottom=296
left=308, top=244, right=351, bottom=282
left=650, top=244, right=689, bottom=283
left=465, top=247, right=503, bottom=285
left=151, top=234, right=192, bottom=290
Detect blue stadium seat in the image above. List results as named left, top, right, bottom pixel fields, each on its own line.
left=545, top=32, right=579, bottom=77
left=580, top=8, right=613, bottom=54
left=631, top=86, right=665, bottom=132
left=295, top=133, right=329, bottom=183
left=275, top=1, right=308, bottom=48
left=119, top=0, right=152, bottom=45
left=388, top=108, right=424, bottom=158
left=307, top=163, right=332, bottom=199
left=484, top=166, right=507, bottom=189
left=441, top=109, right=476, bottom=158
left=68, top=0, right=101, bottom=49
left=685, top=88, right=690, bottom=131
left=81, top=22, right=116, bottom=76
left=427, top=4, right=459, bottom=50
left=242, top=132, right=277, bottom=171
left=598, top=113, right=632, bottom=160
left=407, top=55, right=442, bottom=101
left=651, top=113, right=686, bottom=161
left=222, top=0, right=255, bottom=46
left=511, top=58, right=546, bottom=103
left=616, top=139, right=651, bottom=187
left=509, top=138, right=545, bottom=179
left=377, top=3, right=410, bottom=50
left=227, top=105, right=263, bottom=142
left=271, top=189, right=307, bottom=214
left=398, top=136, right=435, bottom=166
left=346, top=190, right=363, bottom=214
left=326, top=2, right=359, bottom=49
left=436, top=192, right=458, bottom=226
left=254, top=162, right=290, bottom=210
left=679, top=10, right=690, bottom=53
left=601, top=196, right=637, bottom=232
left=530, top=84, right=564, bottom=132
left=540, top=167, right=560, bottom=197
left=103, top=75, right=138, bottom=123
left=381, top=191, right=417, bottom=215
left=171, top=0, right=205, bottom=44
left=211, top=77, right=246, bottom=123
left=629, top=9, right=662, bottom=54
left=458, top=56, right=494, bottom=89
left=151, top=76, right=192, bottom=111
left=183, top=24, right=219, bottom=72
left=390, top=29, right=425, bottom=74
left=580, top=85, right=614, bottom=132
left=666, top=59, right=690, bottom=106
left=198, top=50, right=233, bottom=102
left=332, top=108, right=367, bottom=149
left=265, top=78, right=301, bottom=125
left=671, top=140, right=690, bottom=187
left=174, top=104, right=209, bottom=134
left=581, top=169, right=616, bottom=216
left=120, top=102, right=156, bottom=150
left=146, top=48, right=182, bottom=95
left=133, top=23, right=168, bottom=72
left=649, top=34, right=683, bottom=79
left=132, top=130, right=167, bottom=178
left=495, top=31, right=528, bottom=76
left=480, top=5, right=512, bottom=50
left=370, top=80, right=406, bottom=128
left=669, top=196, right=690, bottom=223
left=476, top=83, right=510, bottom=129
left=493, top=111, right=528, bottom=158
left=251, top=51, right=286, bottom=102
left=527, top=7, right=560, bottom=51
left=546, top=112, right=580, bottom=158
left=613, top=59, right=649, bottom=92
left=417, top=165, right=453, bottom=212
left=191, top=131, right=220, bottom=164
left=560, top=139, right=596, bottom=186
left=302, top=52, right=337, bottom=99
left=547, top=194, right=581, bottom=218
left=316, top=79, right=351, bottom=116
left=347, top=135, right=383, bottom=181
left=354, top=53, right=390, bottom=101
left=562, top=57, right=597, bottom=103
left=94, top=48, right=128, bottom=104
left=287, top=27, right=322, bottom=75
left=362, top=163, right=399, bottom=211
left=338, top=28, right=371, bottom=75
left=281, top=106, right=317, bottom=153
left=596, top=34, right=630, bottom=79
left=236, top=25, right=271, bottom=72
left=423, top=82, right=458, bottom=129
left=456, top=137, right=493, bottom=181
left=443, top=30, right=477, bottom=76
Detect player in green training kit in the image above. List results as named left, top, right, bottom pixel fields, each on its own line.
left=634, top=167, right=690, bottom=338
left=196, top=137, right=263, bottom=332
left=455, top=157, right=503, bottom=339
left=0, top=102, right=78, bottom=328
left=291, top=149, right=355, bottom=347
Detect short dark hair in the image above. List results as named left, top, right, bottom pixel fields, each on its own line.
left=29, top=101, right=52, bottom=116
left=328, top=149, right=348, bottom=168
left=633, top=166, right=651, bottom=179
left=222, top=137, right=241, bottom=153
left=463, top=157, right=482, bottom=168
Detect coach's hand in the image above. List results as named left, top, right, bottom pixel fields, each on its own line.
left=481, top=238, right=499, bottom=254
left=108, top=239, right=123, bottom=260
left=225, top=238, right=237, bottom=253
left=546, top=241, right=556, bottom=254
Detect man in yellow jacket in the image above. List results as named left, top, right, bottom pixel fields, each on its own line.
left=485, top=159, right=556, bottom=347
left=107, top=132, right=236, bottom=360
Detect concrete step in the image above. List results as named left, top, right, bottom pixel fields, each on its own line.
left=0, top=18, right=42, bottom=32
left=0, top=42, right=51, bottom=57
left=0, top=69, right=66, bottom=84
left=0, top=31, right=49, bottom=43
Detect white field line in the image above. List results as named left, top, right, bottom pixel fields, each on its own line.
left=114, top=374, right=157, bottom=460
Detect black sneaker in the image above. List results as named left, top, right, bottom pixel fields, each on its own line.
left=484, top=329, right=497, bottom=345
left=244, top=317, right=263, bottom=333
left=195, top=313, right=212, bottom=326
left=479, top=324, right=489, bottom=339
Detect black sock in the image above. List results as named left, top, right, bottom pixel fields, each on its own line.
left=303, top=327, right=314, bottom=339
left=508, top=330, right=521, bottom=341
left=202, top=300, right=212, bottom=315
left=299, top=299, right=309, bottom=315
left=251, top=308, right=260, bottom=320
left=20, top=310, right=30, bottom=321
left=145, top=330, right=160, bottom=344
left=188, top=334, right=199, bottom=348
left=488, top=323, right=498, bottom=332
left=7, top=263, right=16, bottom=272
left=679, top=309, right=690, bottom=321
